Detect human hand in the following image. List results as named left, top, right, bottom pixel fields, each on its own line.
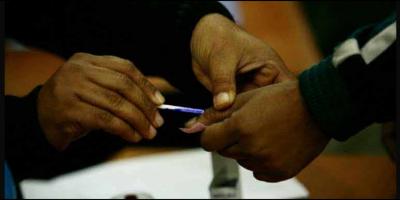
left=191, top=13, right=293, bottom=110
left=37, top=52, right=165, bottom=150
left=183, top=80, right=330, bottom=182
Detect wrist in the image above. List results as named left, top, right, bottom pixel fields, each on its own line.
left=37, top=83, right=67, bottom=151
left=285, top=79, right=332, bottom=143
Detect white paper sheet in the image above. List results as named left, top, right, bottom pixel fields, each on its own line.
left=20, top=149, right=308, bottom=199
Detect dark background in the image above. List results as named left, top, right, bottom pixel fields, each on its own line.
left=301, top=1, right=395, bottom=57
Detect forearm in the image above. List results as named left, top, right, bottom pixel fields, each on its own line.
left=5, top=86, right=60, bottom=182
left=298, top=13, right=396, bottom=141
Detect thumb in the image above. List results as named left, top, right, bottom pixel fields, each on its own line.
left=209, top=55, right=237, bottom=110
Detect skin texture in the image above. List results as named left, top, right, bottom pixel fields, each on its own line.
left=35, top=13, right=288, bottom=151
left=191, top=13, right=293, bottom=110
left=36, top=13, right=325, bottom=172
left=185, top=80, right=331, bottom=182
left=38, top=52, right=165, bottom=150
left=187, top=14, right=331, bottom=182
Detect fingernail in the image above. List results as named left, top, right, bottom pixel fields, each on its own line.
left=155, top=112, right=164, bottom=127
left=148, top=126, right=157, bottom=139
left=154, top=91, right=165, bottom=105
left=184, top=117, right=197, bottom=128
left=132, top=133, right=142, bottom=143
left=179, top=122, right=206, bottom=134
left=214, top=92, right=234, bottom=109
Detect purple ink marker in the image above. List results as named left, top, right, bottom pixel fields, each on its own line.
left=158, top=104, right=204, bottom=115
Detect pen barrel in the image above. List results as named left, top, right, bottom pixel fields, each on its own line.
left=158, top=104, right=204, bottom=115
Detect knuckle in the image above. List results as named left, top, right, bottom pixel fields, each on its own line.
left=72, top=52, right=89, bottom=59
left=65, top=61, right=83, bottom=73
left=115, top=73, right=134, bottom=89
left=212, top=74, right=233, bottom=84
left=144, top=79, right=156, bottom=90
left=212, top=80, right=233, bottom=92
left=115, top=71, right=127, bottom=81
left=106, top=55, right=134, bottom=67
left=123, top=76, right=134, bottom=88
left=137, top=77, right=150, bottom=88
left=137, top=78, right=158, bottom=96
left=51, top=79, right=76, bottom=103
left=126, top=62, right=141, bottom=75
left=107, top=93, right=125, bottom=108
left=121, top=58, right=134, bottom=66
left=96, top=110, right=114, bottom=124
left=64, top=121, right=85, bottom=140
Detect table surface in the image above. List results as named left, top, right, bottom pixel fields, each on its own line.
left=109, top=147, right=396, bottom=199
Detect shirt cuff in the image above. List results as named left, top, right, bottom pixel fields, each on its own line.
left=298, top=56, right=366, bottom=141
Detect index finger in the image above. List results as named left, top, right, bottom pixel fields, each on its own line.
left=180, top=106, right=234, bottom=134
left=201, top=116, right=238, bottom=152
